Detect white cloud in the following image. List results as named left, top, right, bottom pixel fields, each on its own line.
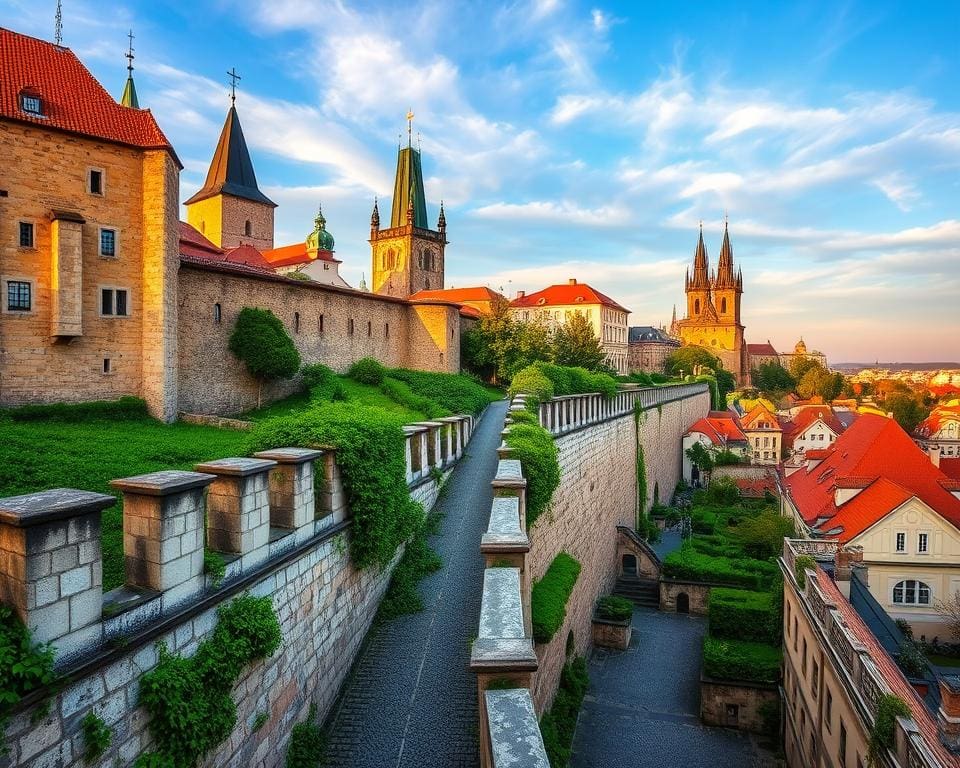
left=471, top=200, right=632, bottom=227
left=871, top=172, right=920, bottom=211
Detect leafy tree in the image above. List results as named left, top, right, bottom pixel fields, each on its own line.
left=228, top=307, right=301, bottom=408
left=513, top=315, right=554, bottom=375
left=552, top=311, right=605, bottom=370
left=714, top=368, right=737, bottom=402
left=751, top=362, right=796, bottom=398
left=461, top=295, right=552, bottom=383
left=735, top=511, right=795, bottom=559
left=885, top=391, right=930, bottom=434
left=686, top=442, right=714, bottom=478
left=796, top=363, right=844, bottom=401
left=665, top=346, right=721, bottom=378
left=789, top=355, right=820, bottom=381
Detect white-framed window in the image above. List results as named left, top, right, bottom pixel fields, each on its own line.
left=20, top=92, right=43, bottom=115
left=99, top=227, right=118, bottom=258
left=895, top=532, right=906, bottom=553
left=88, top=167, right=105, bottom=196
left=918, top=532, right=929, bottom=554
left=892, top=579, right=931, bottom=605
left=99, top=286, right=130, bottom=317
left=3, top=276, right=34, bottom=313
left=18, top=220, right=35, bottom=249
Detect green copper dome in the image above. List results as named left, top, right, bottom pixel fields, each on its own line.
left=306, top=206, right=335, bottom=252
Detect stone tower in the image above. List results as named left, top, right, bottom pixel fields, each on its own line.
left=184, top=102, right=276, bottom=251
left=675, top=221, right=748, bottom=383
left=370, top=118, right=447, bottom=298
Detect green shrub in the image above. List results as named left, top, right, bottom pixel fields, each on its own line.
left=868, top=694, right=911, bottom=766
left=531, top=362, right=617, bottom=399
left=531, top=553, right=582, bottom=643
left=0, top=396, right=148, bottom=422
left=349, top=357, right=387, bottom=386
left=81, top=711, right=112, bottom=763
left=247, top=403, right=422, bottom=569
left=540, top=657, right=588, bottom=768
left=794, top=554, right=816, bottom=587
left=895, top=618, right=914, bottom=641
left=662, top=544, right=777, bottom=589
left=387, top=368, right=498, bottom=415
left=229, top=308, right=301, bottom=407
left=596, top=596, right=633, bottom=622
left=507, top=409, right=538, bottom=425
left=636, top=514, right=662, bottom=544
left=203, top=549, right=226, bottom=588
left=301, top=363, right=346, bottom=402
left=0, top=605, right=55, bottom=745
left=139, top=594, right=281, bottom=767
left=378, top=515, right=443, bottom=621
left=702, top=636, right=781, bottom=684
left=708, top=587, right=777, bottom=643
left=695, top=374, right=721, bottom=409
left=504, top=423, right=560, bottom=528
left=133, top=755, right=176, bottom=768
left=735, top=511, right=795, bottom=559
left=706, top=477, right=740, bottom=505
left=691, top=510, right=717, bottom=534
left=380, top=377, right=448, bottom=420
left=509, top=365, right=554, bottom=406
left=895, top=640, right=927, bottom=678
left=285, top=705, right=325, bottom=768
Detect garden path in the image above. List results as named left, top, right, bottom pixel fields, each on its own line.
left=322, top=399, right=508, bottom=768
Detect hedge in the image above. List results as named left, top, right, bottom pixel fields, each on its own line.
left=509, top=365, right=554, bottom=407
left=504, top=423, right=560, bottom=529
left=348, top=357, right=386, bottom=385
left=247, top=403, right=422, bottom=569
left=691, top=509, right=717, bottom=534
left=596, top=595, right=633, bottom=622
left=539, top=657, right=588, bottom=767
left=380, top=377, right=448, bottom=420
left=531, top=553, right=582, bottom=643
left=702, top=636, right=781, bottom=684
left=0, top=396, right=148, bottom=422
left=387, top=368, right=497, bottom=415
left=532, top=362, right=618, bottom=399
left=300, top=364, right=346, bottom=402
left=662, top=545, right=778, bottom=589
left=708, top=587, right=778, bottom=644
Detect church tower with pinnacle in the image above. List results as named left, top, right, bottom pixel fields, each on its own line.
left=675, top=220, right=747, bottom=384
left=370, top=112, right=447, bottom=299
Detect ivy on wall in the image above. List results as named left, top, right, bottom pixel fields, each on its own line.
left=531, top=553, right=582, bottom=643
left=868, top=694, right=911, bottom=766
left=0, top=605, right=55, bottom=751
left=137, top=594, right=282, bottom=767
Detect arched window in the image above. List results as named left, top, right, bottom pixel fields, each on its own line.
left=721, top=297, right=727, bottom=313
left=694, top=298, right=700, bottom=315
left=213, top=303, right=221, bottom=323
left=425, top=279, right=430, bottom=289
left=294, top=312, right=300, bottom=333
left=244, top=220, right=252, bottom=237
left=417, top=252, right=423, bottom=269
left=893, top=580, right=931, bottom=605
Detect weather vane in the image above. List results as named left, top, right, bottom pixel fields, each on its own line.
left=227, top=67, right=241, bottom=104
left=406, top=108, right=414, bottom=145
left=54, top=0, right=62, bottom=45
left=126, top=30, right=135, bottom=74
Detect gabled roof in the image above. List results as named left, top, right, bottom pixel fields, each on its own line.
left=510, top=281, right=630, bottom=313
left=261, top=243, right=340, bottom=269
left=747, top=342, right=779, bottom=356
left=781, top=405, right=849, bottom=448
left=178, top=221, right=222, bottom=259
left=184, top=105, right=276, bottom=207
left=178, top=222, right=273, bottom=273
left=915, top=405, right=960, bottom=439
left=0, top=27, right=177, bottom=161
left=740, top=403, right=782, bottom=431
left=686, top=412, right=747, bottom=444
left=785, top=413, right=960, bottom=541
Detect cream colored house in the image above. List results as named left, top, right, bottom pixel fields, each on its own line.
left=509, top=279, right=630, bottom=374
left=739, top=402, right=783, bottom=465
left=782, top=413, right=960, bottom=638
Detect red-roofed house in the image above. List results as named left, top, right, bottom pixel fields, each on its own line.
left=260, top=207, right=349, bottom=288
left=915, top=404, right=960, bottom=470
left=783, top=413, right=960, bottom=635
left=746, top=340, right=779, bottom=371
left=740, top=401, right=783, bottom=465
left=409, top=286, right=504, bottom=318
left=682, top=410, right=749, bottom=483
left=509, top=279, right=630, bottom=374
left=780, top=404, right=855, bottom=459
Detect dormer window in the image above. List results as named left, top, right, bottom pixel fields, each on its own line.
left=19, top=89, right=43, bottom=116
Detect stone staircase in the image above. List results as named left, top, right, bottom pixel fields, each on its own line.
left=613, top=575, right=660, bottom=608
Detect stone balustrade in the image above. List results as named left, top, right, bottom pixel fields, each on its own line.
left=0, top=410, right=477, bottom=673
left=484, top=689, right=550, bottom=768
left=536, top=382, right=709, bottom=437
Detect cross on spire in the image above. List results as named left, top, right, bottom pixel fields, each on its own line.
left=227, top=67, right=241, bottom=105
left=126, top=30, right=135, bottom=74
left=406, top=108, right=414, bottom=146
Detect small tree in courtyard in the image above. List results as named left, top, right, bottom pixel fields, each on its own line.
left=935, top=591, right=960, bottom=641
left=229, top=307, right=301, bottom=408
left=552, top=311, right=605, bottom=370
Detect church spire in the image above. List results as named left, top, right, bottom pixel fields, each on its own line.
left=715, top=216, right=736, bottom=288
left=370, top=197, right=380, bottom=231
left=119, top=29, right=139, bottom=108
left=390, top=111, right=429, bottom=229
left=689, top=222, right=710, bottom=290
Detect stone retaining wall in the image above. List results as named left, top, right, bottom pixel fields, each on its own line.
left=700, top=675, right=779, bottom=733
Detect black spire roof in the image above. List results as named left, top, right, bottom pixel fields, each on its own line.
left=184, top=105, right=276, bottom=207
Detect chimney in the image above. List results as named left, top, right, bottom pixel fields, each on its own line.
left=516, top=290, right=525, bottom=299
left=835, top=546, right=863, bottom=582
left=938, top=676, right=960, bottom=753
left=931, top=445, right=941, bottom=469
left=567, top=278, right=577, bottom=285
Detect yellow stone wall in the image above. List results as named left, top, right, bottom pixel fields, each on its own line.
left=371, top=226, right=445, bottom=298
left=0, top=121, right=179, bottom=417
left=184, top=194, right=274, bottom=251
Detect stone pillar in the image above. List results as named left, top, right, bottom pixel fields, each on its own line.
left=0, top=489, right=114, bottom=664
left=112, top=470, right=214, bottom=610
left=492, top=459, right=528, bottom=527
left=413, top=422, right=443, bottom=471
left=401, top=428, right=418, bottom=483
left=316, top=451, right=348, bottom=524
left=49, top=212, right=85, bottom=338
left=253, top=448, right=323, bottom=543
left=195, top=458, right=276, bottom=570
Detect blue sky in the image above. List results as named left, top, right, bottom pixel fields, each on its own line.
left=4, top=0, right=960, bottom=362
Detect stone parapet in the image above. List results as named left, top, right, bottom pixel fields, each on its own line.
left=484, top=689, right=550, bottom=768
left=254, top=448, right=323, bottom=544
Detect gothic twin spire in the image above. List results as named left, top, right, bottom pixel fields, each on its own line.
left=685, top=220, right=743, bottom=293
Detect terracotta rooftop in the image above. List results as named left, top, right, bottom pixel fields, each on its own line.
left=941, top=458, right=960, bottom=482
left=178, top=222, right=273, bottom=273
left=781, top=405, right=850, bottom=448
left=509, top=280, right=630, bottom=314
left=261, top=243, right=340, bottom=269
left=747, top=342, right=778, bottom=356
left=685, top=412, right=747, bottom=444
left=0, top=27, right=178, bottom=162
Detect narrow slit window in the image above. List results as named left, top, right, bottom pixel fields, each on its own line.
left=89, top=169, right=103, bottom=195
left=318, top=314, right=324, bottom=333
left=18, top=222, right=34, bottom=248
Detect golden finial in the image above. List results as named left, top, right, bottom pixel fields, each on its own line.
left=406, top=108, right=414, bottom=146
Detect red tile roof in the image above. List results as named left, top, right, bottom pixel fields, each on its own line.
left=941, top=458, right=960, bottom=482
left=411, top=287, right=503, bottom=303
left=178, top=222, right=274, bottom=273
left=261, top=243, right=340, bottom=268
left=785, top=413, right=960, bottom=541
left=815, top=572, right=959, bottom=766
left=0, top=27, right=178, bottom=162
left=686, top=413, right=747, bottom=444
left=781, top=405, right=848, bottom=448
left=747, top=342, right=778, bottom=356
left=509, top=281, right=630, bottom=314
left=740, top=403, right=782, bottom=431
left=178, top=222, right=222, bottom=259
left=915, top=405, right=960, bottom=439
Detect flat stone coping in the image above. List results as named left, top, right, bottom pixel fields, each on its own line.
left=402, top=425, right=429, bottom=435
left=111, top=470, right=216, bottom=497
left=437, top=416, right=464, bottom=424
left=253, top=447, right=323, bottom=464
left=481, top=498, right=528, bottom=552
left=485, top=689, right=550, bottom=768
left=410, top=421, right=445, bottom=429
left=492, top=460, right=525, bottom=488
left=471, top=637, right=538, bottom=671
left=0, top=488, right=116, bottom=526
left=508, top=404, right=528, bottom=412
left=478, top=568, right=524, bottom=640
left=102, top=584, right=160, bottom=618
left=194, top=457, right=277, bottom=476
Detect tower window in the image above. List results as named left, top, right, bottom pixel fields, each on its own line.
left=18, top=221, right=34, bottom=248
left=100, top=287, right=129, bottom=317
left=214, top=303, right=222, bottom=323
left=694, top=299, right=700, bottom=314
left=721, top=297, right=727, bottom=313
left=6, top=280, right=31, bottom=312
left=88, top=169, right=104, bottom=195
left=318, top=314, right=324, bottom=333
left=244, top=220, right=252, bottom=237
left=102, top=358, right=112, bottom=374
left=385, top=323, right=389, bottom=338
left=99, top=228, right=117, bottom=258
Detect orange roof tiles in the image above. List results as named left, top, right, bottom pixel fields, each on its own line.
left=509, top=281, right=630, bottom=314
left=411, top=287, right=503, bottom=303
left=941, top=458, right=960, bottom=482
left=261, top=243, right=340, bottom=268
left=686, top=413, right=747, bottom=444
left=786, top=414, right=960, bottom=541
left=781, top=405, right=849, bottom=448
left=0, top=28, right=177, bottom=161
left=747, top=342, right=778, bottom=356
left=740, top=403, right=782, bottom=431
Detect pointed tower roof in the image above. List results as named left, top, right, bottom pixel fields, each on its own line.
left=184, top=105, right=276, bottom=207
left=689, top=223, right=711, bottom=290
left=390, top=112, right=428, bottom=228
left=119, top=30, right=138, bottom=108
left=715, top=218, right=736, bottom=288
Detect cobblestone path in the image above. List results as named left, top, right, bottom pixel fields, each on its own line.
left=571, top=606, right=778, bottom=768
left=322, top=400, right=507, bottom=768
